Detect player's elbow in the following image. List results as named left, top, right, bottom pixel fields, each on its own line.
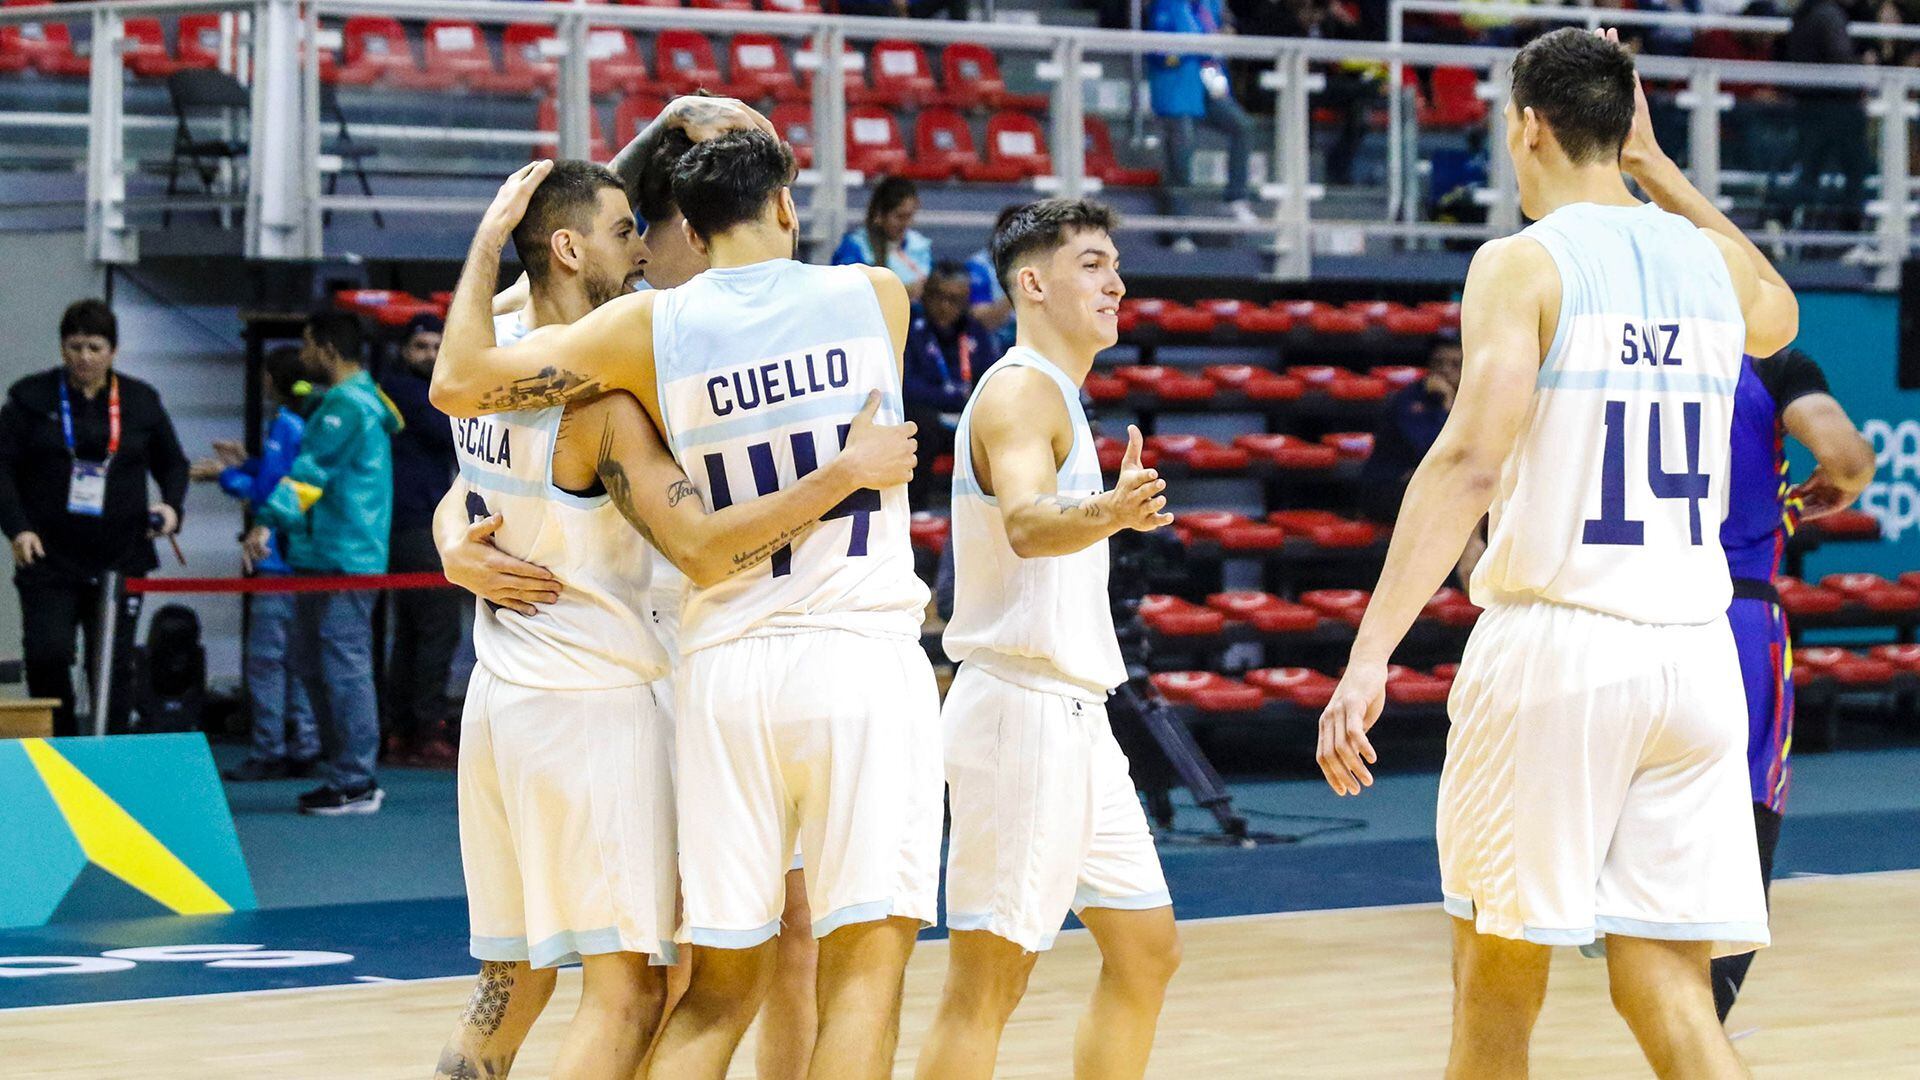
left=1751, top=296, right=1800, bottom=358
left=1003, top=516, right=1059, bottom=560
left=1830, top=434, right=1878, bottom=491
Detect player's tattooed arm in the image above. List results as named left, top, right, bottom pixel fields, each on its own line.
left=609, top=94, right=776, bottom=193
left=591, top=390, right=913, bottom=587
left=1040, top=494, right=1109, bottom=522
left=476, top=367, right=607, bottom=414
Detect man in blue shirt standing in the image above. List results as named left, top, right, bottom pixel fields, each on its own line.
left=904, top=260, right=1003, bottom=507
left=1148, top=0, right=1257, bottom=225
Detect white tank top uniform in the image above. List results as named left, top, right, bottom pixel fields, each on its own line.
left=452, top=328, right=678, bottom=968
left=1439, top=202, right=1768, bottom=957
left=941, top=347, right=1170, bottom=953
left=649, top=259, right=943, bottom=949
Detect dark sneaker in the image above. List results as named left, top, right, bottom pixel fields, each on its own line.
left=298, top=783, right=384, bottom=816
left=221, top=757, right=289, bottom=782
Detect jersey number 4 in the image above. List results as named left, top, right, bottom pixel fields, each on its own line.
left=703, top=425, right=879, bottom=577
left=1582, top=399, right=1709, bottom=547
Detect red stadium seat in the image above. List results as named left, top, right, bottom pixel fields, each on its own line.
left=615, top=94, right=666, bottom=149
left=861, top=39, right=938, bottom=107
left=1116, top=364, right=1175, bottom=388
left=335, top=289, right=440, bottom=327
left=587, top=27, right=649, bottom=96
left=932, top=454, right=954, bottom=477
left=1809, top=509, right=1879, bottom=539
left=1828, top=651, right=1900, bottom=686
left=1433, top=662, right=1460, bottom=679
left=763, top=0, right=823, bottom=11
left=900, top=107, right=977, bottom=182
left=175, top=13, right=226, bottom=71
left=1189, top=679, right=1267, bottom=713
left=1328, top=374, right=1391, bottom=402
left=1384, top=308, right=1445, bottom=336
left=653, top=29, right=722, bottom=96
left=771, top=102, right=814, bottom=168
left=1308, top=518, right=1380, bottom=549
left=494, top=23, right=560, bottom=92
left=1387, top=675, right=1453, bottom=704
left=1141, top=604, right=1226, bottom=637
left=983, top=111, right=1053, bottom=180
left=937, top=42, right=1047, bottom=110
left=1779, top=584, right=1846, bottom=617
left=1371, top=365, right=1425, bottom=388
left=0, top=2, right=87, bottom=78
left=1217, top=521, right=1287, bottom=551
left=1178, top=511, right=1247, bottom=538
left=689, top=0, right=754, bottom=8
left=908, top=512, right=949, bottom=554
left=1244, top=374, right=1306, bottom=401
left=1289, top=364, right=1340, bottom=388
left=1204, top=364, right=1261, bottom=388
left=1269, top=509, right=1342, bottom=532
left=1083, top=373, right=1128, bottom=403
left=1422, top=66, right=1487, bottom=128
left=534, top=97, right=611, bottom=160
left=1247, top=667, right=1336, bottom=700
left=727, top=33, right=804, bottom=103
left=1094, top=435, right=1162, bottom=473
left=1239, top=434, right=1339, bottom=470
left=1321, top=432, right=1375, bottom=460
left=1302, top=589, right=1370, bottom=623
left=1307, top=307, right=1369, bottom=335
left=1206, top=590, right=1284, bottom=619
left=420, top=21, right=500, bottom=89
left=332, top=17, right=429, bottom=88
left=1157, top=305, right=1219, bottom=335
left=846, top=106, right=908, bottom=176
left=121, top=19, right=184, bottom=80
left=616, top=0, right=683, bottom=5
left=1083, top=116, right=1161, bottom=186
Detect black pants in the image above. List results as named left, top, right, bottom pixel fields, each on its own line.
left=18, top=570, right=143, bottom=737
left=385, top=525, right=464, bottom=739
left=906, top=403, right=955, bottom=512
left=1711, top=802, right=1783, bottom=1021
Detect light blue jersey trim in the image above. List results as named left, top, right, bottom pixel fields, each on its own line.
left=458, top=459, right=611, bottom=509
left=1441, top=893, right=1475, bottom=921
left=530, top=927, right=677, bottom=969
left=813, top=898, right=918, bottom=938
left=1442, top=895, right=1768, bottom=951
left=946, top=910, right=1061, bottom=952
left=469, top=933, right=530, bottom=962
left=1073, top=886, right=1174, bottom=913
left=687, top=917, right=783, bottom=950
left=1536, top=368, right=1740, bottom=397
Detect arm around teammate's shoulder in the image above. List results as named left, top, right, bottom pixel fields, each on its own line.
left=434, top=289, right=657, bottom=418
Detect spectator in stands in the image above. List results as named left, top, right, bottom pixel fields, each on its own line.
left=193, top=346, right=322, bottom=781
left=256, top=310, right=401, bottom=816
left=0, top=299, right=188, bottom=738
left=1781, top=0, right=1870, bottom=229
left=378, top=314, right=461, bottom=767
left=1864, top=0, right=1917, bottom=67
left=965, top=204, right=1022, bottom=351
left=1359, top=332, right=1460, bottom=525
left=837, top=0, right=970, bottom=16
left=833, top=175, right=934, bottom=298
left=904, top=260, right=1004, bottom=506
left=1148, top=0, right=1259, bottom=226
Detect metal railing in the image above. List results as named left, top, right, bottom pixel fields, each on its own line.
left=2, top=0, right=1913, bottom=284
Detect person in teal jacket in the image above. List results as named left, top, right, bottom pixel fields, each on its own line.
left=256, top=310, right=402, bottom=816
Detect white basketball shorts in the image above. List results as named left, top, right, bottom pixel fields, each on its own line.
left=674, top=628, right=943, bottom=948
left=943, top=662, right=1171, bottom=953
left=1438, top=600, right=1768, bottom=957
left=458, top=667, right=678, bottom=967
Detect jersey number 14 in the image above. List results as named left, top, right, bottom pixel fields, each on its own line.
left=1582, top=398, right=1709, bottom=547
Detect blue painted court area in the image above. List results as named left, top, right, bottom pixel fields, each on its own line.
left=4, top=747, right=1918, bottom=1010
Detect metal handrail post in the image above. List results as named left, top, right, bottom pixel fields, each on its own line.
left=1273, top=48, right=1312, bottom=279
left=247, top=0, right=315, bottom=258
left=1483, top=57, right=1518, bottom=235
left=1051, top=34, right=1087, bottom=198
left=89, top=571, right=121, bottom=736
left=1387, top=0, right=1403, bottom=223
left=85, top=5, right=136, bottom=264
left=810, top=24, right=849, bottom=255
left=1874, top=74, right=1914, bottom=288
left=557, top=11, right=590, bottom=160
left=1682, top=66, right=1724, bottom=211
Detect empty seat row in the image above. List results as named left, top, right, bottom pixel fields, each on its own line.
left=0, top=5, right=229, bottom=80
left=1795, top=646, right=1920, bottom=687
left=1774, top=573, right=1920, bottom=620
left=1085, top=364, right=1421, bottom=406
left=1140, top=586, right=1476, bottom=639
left=1150, top=510, right=1387, bottom=555
left=1118, top=298, right=1462, bottom=337
left=1151, top=663, right=1457, bottom=713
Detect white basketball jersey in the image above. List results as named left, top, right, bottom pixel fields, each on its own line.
left=943, top=348, right=1126, bottom=700
left=1471, top=202, right=1746, bottom=625
left=453, top=401, right=669, bottom=690
left=652, top=259, right=930, bottom=653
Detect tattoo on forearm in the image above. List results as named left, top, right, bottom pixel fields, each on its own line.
left=460, top=961, right=516, bottom=1039
left=1042, top=494, right=1104, bottom=520
left=731, top=522, right=812, bottom=572
left=475, top=367, right=606, bottom=413
left=665, top=479, right=698, bottom=508
left=595, top=420, right=660, bottom=549
left=434, top=1046, right=516, bottom=1080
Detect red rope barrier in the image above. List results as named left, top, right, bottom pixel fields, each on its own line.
left=127, top=572, right=453, bottom=595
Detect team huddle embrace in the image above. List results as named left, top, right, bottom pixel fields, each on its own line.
left=426, top=94, right=1175, bottom=1080
left=426, top=25, right=1845, bottom=1079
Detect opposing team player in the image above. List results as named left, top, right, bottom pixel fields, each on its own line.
left=917, top=199, right=1180, bottom=1080
left=429, top=159, right=916, bottom=1080
left=1316, top=29, right=1798, bottom=1076
left=434, top=132, right=940, bottom=1080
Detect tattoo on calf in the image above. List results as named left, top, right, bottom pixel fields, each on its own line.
left=460, top=961, right=516, bottom=1038
left=474, top=367, right=605, bottom=413
left=433, top=1046, right=515, bottom=1080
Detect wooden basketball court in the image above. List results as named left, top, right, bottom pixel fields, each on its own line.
left=5, top=871, right=1914, bottom=1078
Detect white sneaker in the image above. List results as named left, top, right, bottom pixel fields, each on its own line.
left=1171, top=236, right=1198, bottom=254
left=1227, top=199, right=1260, bottom=224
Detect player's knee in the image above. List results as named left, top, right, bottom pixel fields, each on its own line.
left=950, top=954, right=1034, bottom=1022
left=1103, top=917, right=1182, bottom=995
left=682, top=946, right=776, bottom=1023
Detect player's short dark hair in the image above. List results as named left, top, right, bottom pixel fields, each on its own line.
left=670, top=130, right=796, bottom=241
left=305, top=308, right=365, bottom=365
left=634, top=127, right=695, bottom=227
left=989, top=198, right=1118, bottom=295
left=59, top=298, right=117, bottom=347
left=1510, top=28, right=1637, bottom=166
left=513, top=159, right=623, bottom=285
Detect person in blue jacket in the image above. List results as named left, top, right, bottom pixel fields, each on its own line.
left=1148, top=0, right=1256, bottom=223
left=903, top=260, right=1002, bottom=507
left=193, top=346, right=323, bottom=781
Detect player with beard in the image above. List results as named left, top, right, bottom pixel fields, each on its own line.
left=430, top=158, right=915, bottom=1080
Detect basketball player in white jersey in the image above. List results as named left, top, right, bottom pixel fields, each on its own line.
left=434, top=132, right=939, bottom=1080
left=916, top=199, right=1180, bottom=1080
left=429, top=159, right=915, bottom=1080
left=1316, top=29, right=1798, bottom=1077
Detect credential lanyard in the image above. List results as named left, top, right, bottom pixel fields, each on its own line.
left=59, top=375, right=120, bottom=461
